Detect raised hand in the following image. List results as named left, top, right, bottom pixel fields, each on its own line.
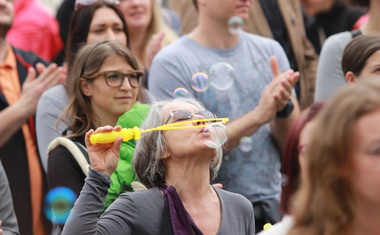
left=145, top=32, right=165, bottom=70
left=256, top=56, right=299, bottom=123
left=18, top=63, right=66, bottom=117
left=0, top=219, right=3, bottom=235
left=85, top=126, right=123, bottom=177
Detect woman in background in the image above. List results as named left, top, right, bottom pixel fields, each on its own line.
left=36, top=0, right=130, bottom=172
left=341, top=34, right=380, bottom=83
left=289, top=78, right=380, bottom=235
left=119, top=0, right=178, bottom=78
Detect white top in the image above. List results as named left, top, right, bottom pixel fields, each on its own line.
left=257, top=215, right=294, bottom=235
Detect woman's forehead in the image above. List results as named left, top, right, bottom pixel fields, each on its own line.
left=162, top=102, right=198, bottom=115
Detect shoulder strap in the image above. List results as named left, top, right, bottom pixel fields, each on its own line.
left=47, top=137, right=90, bottom=176
left=350, top=29, right=362, bottom=38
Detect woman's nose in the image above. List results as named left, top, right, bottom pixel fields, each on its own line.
left=105, top=28, right=117, bottom=41
left=192, top=113, right=207, bottom=126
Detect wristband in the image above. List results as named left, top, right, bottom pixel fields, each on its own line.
left=276, top=99, right=294, bottom=118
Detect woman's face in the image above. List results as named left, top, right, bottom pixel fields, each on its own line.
left=119, top=0, right=152, bottom=31
left=349, top=50, right=380, bottom=84
left=350, top=109, right=380, bottom=206
left=161, top=102, right=217, bottom=160
left=87, top=7, right=127, bottom=45
left=80, top=55, right=138, bottom=125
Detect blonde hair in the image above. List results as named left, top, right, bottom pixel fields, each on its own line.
left=288, top=78, right=380, bottom=235
left=140, top=0, right=178, bottom=65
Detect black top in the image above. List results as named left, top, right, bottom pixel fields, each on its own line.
left=305, top=1, right=367, bottom=54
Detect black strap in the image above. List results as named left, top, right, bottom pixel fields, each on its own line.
left=160, top=194, right=173, bottom=235
left=350, top=29, right=362, bottom=38
left=71, top=140, right=89, bottom=163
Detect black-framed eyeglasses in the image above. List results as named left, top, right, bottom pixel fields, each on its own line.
left=164, top=110, right=217, bottom=124
left=75, top=0, right=120, bottom=10
left=85, top=70, right=144, bottom=88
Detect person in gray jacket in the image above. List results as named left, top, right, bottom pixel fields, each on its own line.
left=62, top=98, right=255, bottom=235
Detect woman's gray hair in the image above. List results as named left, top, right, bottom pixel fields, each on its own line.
left=132, top=98, right=223, bottom=188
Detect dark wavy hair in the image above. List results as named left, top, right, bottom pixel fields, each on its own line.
left=280, top=102, right=324, bottom=215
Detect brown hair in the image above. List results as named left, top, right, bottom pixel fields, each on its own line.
left=342, top=35, right=380, bottom=76
left=60, top=41, right=139, bottom=139
left=65, top=0, right=129, bottom=84
left=288, top=78, right=380, bottom=235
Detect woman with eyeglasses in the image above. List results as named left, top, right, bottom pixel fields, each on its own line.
left=62, top=98, right=255, bottom=234
left=47, top=41, right=149, bottom=233
left=37, top=0, right=133, bottom=173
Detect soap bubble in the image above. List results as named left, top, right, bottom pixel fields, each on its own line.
left=203, top=123, right=227, bottom=148
left=227, top=16, right=244, bottom=35
left=173, top=87, right=189, bottom=97
left=208, top=62, right=235, bottom=90
left=191, top=72, right=209, bottom=92
left=44, top=187, right=76, bottom=224
left=282, top=174, right=289, bottom=187
left=239, top=137, right=254, bottom=152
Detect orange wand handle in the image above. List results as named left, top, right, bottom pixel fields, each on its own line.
left=89, top=127, right=141, bottom=144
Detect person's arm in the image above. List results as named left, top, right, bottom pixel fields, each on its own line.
left=225, top=56, right=299, bottom=152
left=0, top=162, right=19, bottom=235
left=62, top=126, right=132, bottom=235
left=0, top=63, right=65, bottom=147
left=315, top=33, right=349, bottom=102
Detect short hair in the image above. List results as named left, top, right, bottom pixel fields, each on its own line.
left=61, top=41, right=139, bottom=139
left=133, top=98, right=223, bottom=188
left=280, top=102, right=324, bottom=215
left=289, top=78, right=380, bottom=235
left=342, top=35, right=380, bottom=76
left=65, top=0, right=129, bottom=81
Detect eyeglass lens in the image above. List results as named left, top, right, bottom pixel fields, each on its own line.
left=103, top=71, right=143, bottom=88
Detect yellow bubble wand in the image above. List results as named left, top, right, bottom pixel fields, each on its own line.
left=90, top=117, right=229, bottom=144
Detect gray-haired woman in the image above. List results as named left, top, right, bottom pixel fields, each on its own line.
left=62, top=98, right=255, bottom=235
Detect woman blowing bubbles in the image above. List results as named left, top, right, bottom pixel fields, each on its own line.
left=62, top=98, right=255, bottom=235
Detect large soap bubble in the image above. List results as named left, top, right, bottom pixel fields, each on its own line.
left=208, top=62, right=235, bottom=90
left=203, top=123, right=227, bottom=148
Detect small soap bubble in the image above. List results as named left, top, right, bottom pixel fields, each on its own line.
left=239, top=137, right=254, bottom=152
left=44, top=187, right=76, bottom=224
left=281, top=174, right=289, bottom=187
left=208, top=62, right=235, bottom=90
left=203, top=123, right=227, bottom=148
left=227, top=16, right=244, bottom=35
left=191, top=72, right=209, bottom=92
left=173, top=87, right=189, bottom=97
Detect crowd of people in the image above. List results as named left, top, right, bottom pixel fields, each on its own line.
left=0, top=0, right=378, bottom=235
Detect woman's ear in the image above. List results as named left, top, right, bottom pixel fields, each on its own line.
left=161, top=149, right=170, bottom=160
left=345, top=71, right=358, bottom=85
left=80, top=77, right=92, bottom=97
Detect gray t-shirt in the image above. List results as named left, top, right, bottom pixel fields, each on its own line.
left=149, top=32, right=290, bottom=203
left=36, top=84, right=69, bottom=172
left=0, top=161, right=19, bottom=235
left=62, top=169, right=255, bottom=234
left=315, top=31, right=352, bottom=102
